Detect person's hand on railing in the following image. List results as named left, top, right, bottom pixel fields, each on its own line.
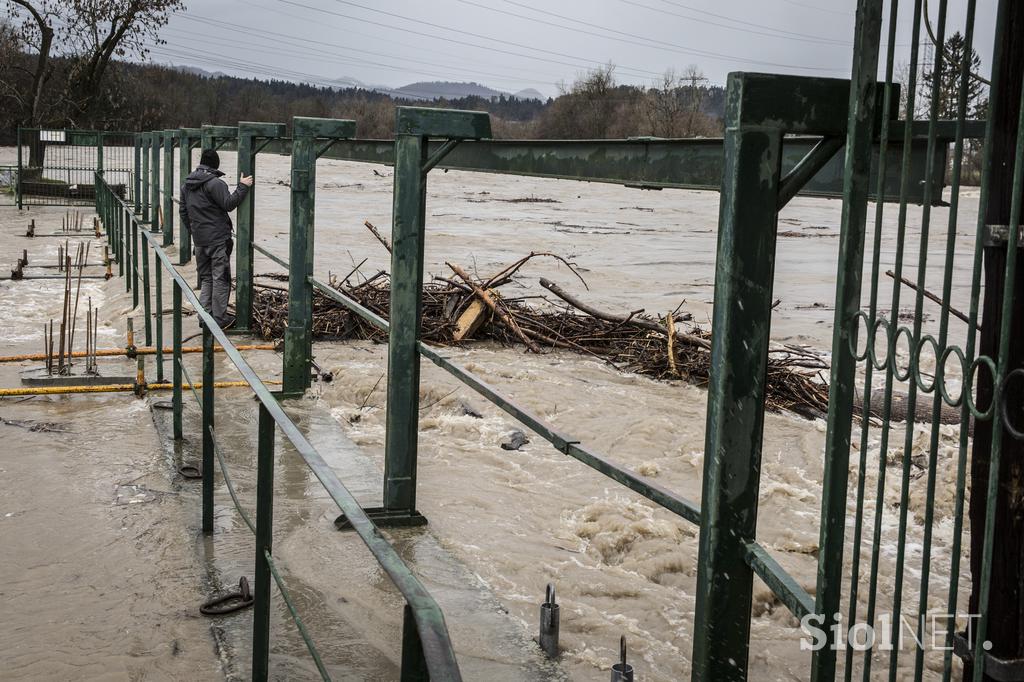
left=240, top=175, right=254, bottom=187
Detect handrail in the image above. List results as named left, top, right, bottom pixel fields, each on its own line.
left=308, top=268, right=702, bottom=524
left=95, top=172, right=462, bottom=681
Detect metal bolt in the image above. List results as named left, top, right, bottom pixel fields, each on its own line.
left=539, top=583, right=559, bottom=658
left=610, top=635, right=634, bottom=682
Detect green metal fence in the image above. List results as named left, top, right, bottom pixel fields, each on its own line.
left=78, top=0, right=1023, bottom=675
left=17, top=128, right=135, bottom=207
left=94, top=173, right=461, bottom=681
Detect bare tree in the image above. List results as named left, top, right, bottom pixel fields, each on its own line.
left=645, top=66, right=715, bottom=138
left=3, top=0, right=182, bottom=127
left=3, top=1, right=57, bottom=128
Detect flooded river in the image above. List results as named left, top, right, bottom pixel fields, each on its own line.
left=0, top=146, right=979, bottom=680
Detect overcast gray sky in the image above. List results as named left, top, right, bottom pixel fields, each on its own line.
left=149, top=1, right=997, bottom=98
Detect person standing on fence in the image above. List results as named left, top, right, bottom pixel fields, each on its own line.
left=179, top=149, right=253, bottom=329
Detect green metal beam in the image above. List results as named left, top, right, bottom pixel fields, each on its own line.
left=282, top=117, right=356, bottom=395
left=248, top=125, right=974, bottom=204
left=162, top=130, right=176, bottom=247
left=395, top=106, right=492, bottom=138
left=379, top=107, right=491, bottom=523
left=178, top=128, right=199, bottom=264
left=133, top=134, right=142, bottom=214
left=149, top=131, right=160, bottom=232
left=690, top=75, right=788, bottom=682
left=742, top=541, right=815, bottom=621
left=200, top=125, right=238, bottom=151
left=236, top=122, right=286, bottom=333
left=140, top=133, right=150, bottom=224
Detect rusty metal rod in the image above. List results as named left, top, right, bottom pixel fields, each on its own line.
left=0, top=343, right=278, bottom=363
left=0, top=380, right=283, bottom=398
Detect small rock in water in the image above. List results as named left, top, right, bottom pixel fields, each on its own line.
left=460, top=401, right=483, bottom=419
left=500, top=430, right=529, bottom=451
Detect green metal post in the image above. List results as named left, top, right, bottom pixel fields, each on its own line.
left=811, top=2, right=884, bottom=680
left=118, top=206, right=126, bottom=280
left=16, top=127, right=22, bottom=210
left=131, top=210, right=139, bottom=309
left=134, top=134, right=141, bottom=214
left=178, top=128, right=200, bottom=264
left=282, top=132, right=314, bottom=394
left=155, top=261, right=164, bottom=383
left=202, top=326, right=214, bottom=533
left=252, top=403, right=275, bottom=681
left=691, top=86, right=784, bottom=682
left=150, top=131, right=160, bottom=233
left=172, top=279, right=182, bottom=440
left=380, top=107, right=490, bottom=520
left=236, top=122, right=285, bottom=333
left=142, top=225, right=152, bottom=346
left=384, top=131, right=428, bottom=514
left=163, top=131, right=175, bottom=247
left=141, top=133, right=150, bottom=225
left=96, top=132, right=104, bottom=175
left=123, top=207, right=130, bottom=293
left=282, top=117, right=355, bottom=394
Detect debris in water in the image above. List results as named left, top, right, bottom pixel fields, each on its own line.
left=501, top=430, right=530, bottom=451
left=0, top=417, right=67, bottom=432
left=250, top=247, right=831, bottom=418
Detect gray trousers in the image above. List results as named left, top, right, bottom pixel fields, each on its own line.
left=195, top=239, right=233, bottom=326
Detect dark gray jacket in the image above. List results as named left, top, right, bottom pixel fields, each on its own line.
left=179, top=165, right=249, bottom=247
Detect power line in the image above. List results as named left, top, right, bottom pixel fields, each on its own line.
left=652, top=0, right=854, bottom=44
left=453, top=0, right=846, bottom=70
left=243, top=0, right=570, bottom=82
left=498, top=0, right=852, bottom=49
left=161, top=23, right=555, bottom=92
left=777, top=0, right=853, bottom=17
left=148, top=45, right=510, bottom=102
left=274, top=0, right=665, bottom=79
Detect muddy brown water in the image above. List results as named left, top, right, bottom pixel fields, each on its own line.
left=0, top=147, right=980, bottom=680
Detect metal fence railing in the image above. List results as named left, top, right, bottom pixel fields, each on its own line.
left=95, top=172, right=462, bottom=682
left=18, top=129, right=135, bottom=207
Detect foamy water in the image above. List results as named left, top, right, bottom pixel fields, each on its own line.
left=0, top=146, right=979, bottom=680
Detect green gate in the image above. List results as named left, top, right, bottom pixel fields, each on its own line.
left=16, top=127, right=135, bottom=207
left=694, top=0, right=1023, bottom=680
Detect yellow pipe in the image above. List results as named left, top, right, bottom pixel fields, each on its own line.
left=0, top=344, right=277, bottom=363
left=0, top=380, right=283, bottom=397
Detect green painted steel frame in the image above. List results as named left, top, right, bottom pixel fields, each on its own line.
left=162, top=131, right=177, bottom=247
left=691, top=71, right=890, bottom=681
left=379, top=107, right=489, bottom=519
left=141, top=133, right=151, bottom=225
left=178, top=128, right=202, bottom=264
left=150, top=131, right=160, bottom=233
left=282, top=117, right=356, bottom=395
left=235, top=122, right=286, bottom=333
left=242, top=122, right=971, bottom=206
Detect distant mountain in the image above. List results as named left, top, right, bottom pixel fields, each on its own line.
left=172, top=65, right=230, bottom=79
left=390, top=80, right=509, bottom=101
left=512, top=88, right=545, bottom=101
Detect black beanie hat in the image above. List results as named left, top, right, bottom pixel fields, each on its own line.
left=200, top=148, right=220, bottom=169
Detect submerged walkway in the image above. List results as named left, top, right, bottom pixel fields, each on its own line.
left=0, top=204, right=557, bottom=679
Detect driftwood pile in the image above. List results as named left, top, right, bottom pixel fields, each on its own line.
left=250, top=229, right=831, bottom=417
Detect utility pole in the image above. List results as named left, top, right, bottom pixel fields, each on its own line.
left=968, top=0, right=1024, bottom=679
